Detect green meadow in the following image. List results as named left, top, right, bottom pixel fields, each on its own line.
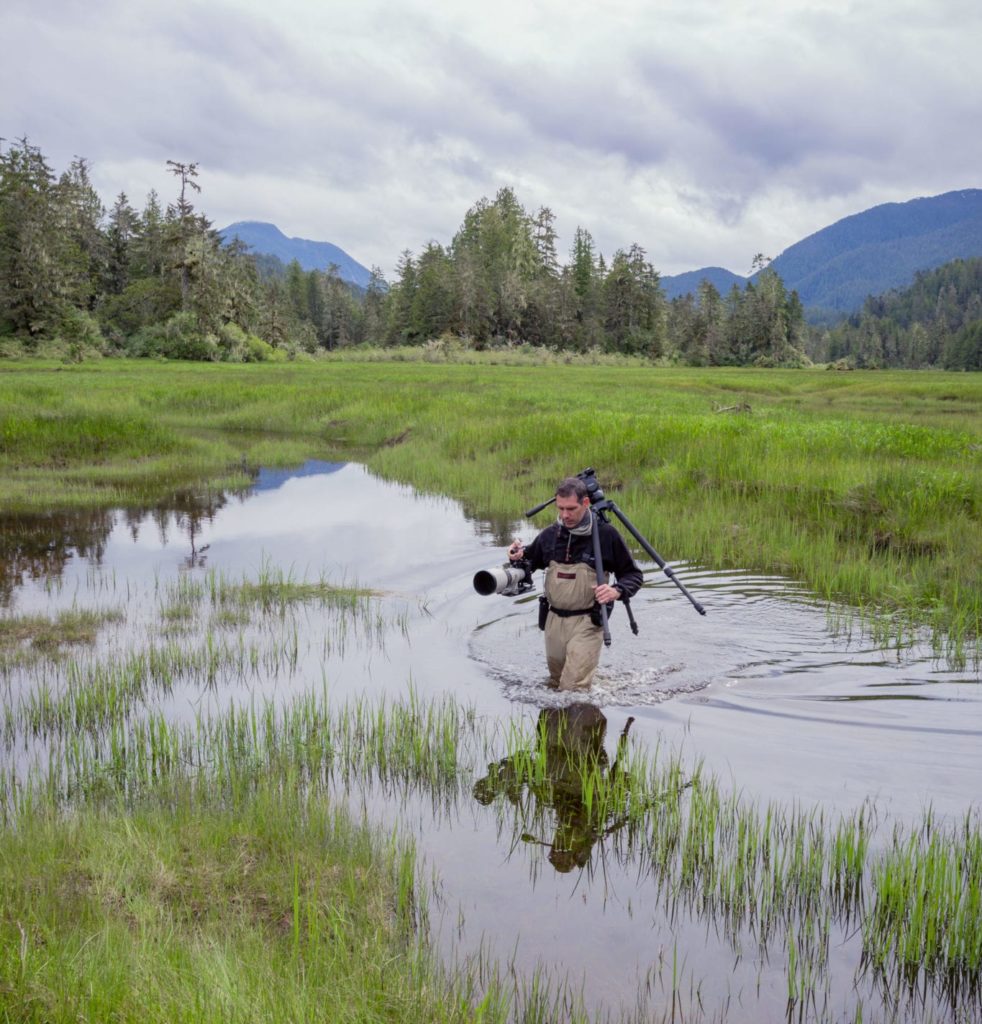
left=1, top=357, right=979, bottom=660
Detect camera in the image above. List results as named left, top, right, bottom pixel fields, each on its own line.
left=473, top=558, right=534, bottom=597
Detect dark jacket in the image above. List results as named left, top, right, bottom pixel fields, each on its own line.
left=524, top=518, right=643, bottom=599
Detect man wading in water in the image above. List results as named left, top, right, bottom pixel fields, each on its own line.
left=508, top=476, right=643, bottom=691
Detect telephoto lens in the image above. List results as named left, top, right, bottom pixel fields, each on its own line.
left=473, top=563, right=532, bottom=597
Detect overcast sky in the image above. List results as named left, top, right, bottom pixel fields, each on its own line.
left=4, top=0, right=980, bottom=279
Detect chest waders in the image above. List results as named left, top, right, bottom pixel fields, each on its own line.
left=542, top=560, right=606, bottom=691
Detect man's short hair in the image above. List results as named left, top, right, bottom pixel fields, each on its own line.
left=555, top=476, right=588, bottom=500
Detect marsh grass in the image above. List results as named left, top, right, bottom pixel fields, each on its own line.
left=0, top=551, right=980, bottom=1021
left=482, top=715, right=982, bottom=1014
left=0, top=687, right=605, bottom=1024
left=0, top=607, right=123, bottom=657
left=2, top=565, right=381, bottom=742
left=1, top=357, right=981, bottom=1019
left=0, top=783, right=486, bottom=1023
left=157, top=566, right=367, bottom=635
left=206, top=561, right=374, bottom=616
left=1, top=359, right=977, bottom=659
left=7, top=677, right=980, bottom=1019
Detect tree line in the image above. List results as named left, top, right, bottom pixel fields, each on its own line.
left=382, top=191, right=809, bottom=366
left=0, top=139, right=385, bottom=361
left=1, top=138, right=977, bottom=368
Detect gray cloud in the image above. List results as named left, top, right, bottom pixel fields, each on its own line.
left=2, top=0, right=980, bottom=277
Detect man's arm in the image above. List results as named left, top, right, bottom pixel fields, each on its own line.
left=510, top=527, right=550, bottom=571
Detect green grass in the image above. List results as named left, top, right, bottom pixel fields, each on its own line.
left=5, top=678, right=981, bottom=1018
left=0, top=680, right=600, bottom=1023
left=2, top=566, right=382, bottom=741
left=0, top=358, right=979, bottom=659
left=0, top=608, right=123, bottom=658
left=0, top=794, right=458, bottom=1024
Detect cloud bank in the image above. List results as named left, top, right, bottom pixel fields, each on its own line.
left=3, top=0, right=980, bottom=277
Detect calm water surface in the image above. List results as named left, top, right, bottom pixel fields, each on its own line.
left=2, top=461, right=979, bottom=1023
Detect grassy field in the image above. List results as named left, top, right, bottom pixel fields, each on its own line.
left=1, top=357, right=979, bottom=660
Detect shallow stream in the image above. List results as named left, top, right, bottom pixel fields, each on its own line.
left=2, top=461, right=979, bottom=1022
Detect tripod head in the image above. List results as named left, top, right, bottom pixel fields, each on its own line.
left=525, top=467, right=605, bottom=518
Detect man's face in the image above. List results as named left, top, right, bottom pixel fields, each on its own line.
left=556, top=493, right=589, bottom=529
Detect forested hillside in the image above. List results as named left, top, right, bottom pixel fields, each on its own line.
left=660, top=190, right=982, bottom=322
left=1, top=138, right=977, bottom=369
left=768, top=189, right=982, bottom=316
left=816, top=258, right=982, bottom=370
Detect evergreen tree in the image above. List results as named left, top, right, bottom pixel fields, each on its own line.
left=285, top=259, right=308, bottom=323
left=411, top=242, right=454, bottom=341
left=569, top=226, right=597, bottom=309
left=565, top=227, right=602, bottom=350
left=944, top=320, right=982, bottom=370
left=449, top=187, right=543, bottom=342
left=722, top=283, right=747, bottom=364
left=317, top=265, right=359, bottom=350
left=132, top=190, right=167, bottom=279
left=103, top=192, right=139, bottom=296
left=531, top=206, right=559, bottom=279
left=361, top=266, right=387, bottom=344
left=602, top=243, right=665, bottom=355
left=165, top=160, right=205, bottom=310
left=215, top=238, right=261, bottom=336
left=0, top=138, right=67, bottom=337
left=57, top=157, right=105, bottom=312
left=669, top=293, right=702, bottom=364
left=697, top=279, right=726, bottom=365
left=304, top=269, right=324, bottom=341
left=384, top=250, right=419, bottom=344
left=258, top=276, right=289, bottom=348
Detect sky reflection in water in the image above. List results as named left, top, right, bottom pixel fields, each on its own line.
left=2, top=459, right=979, bottom=821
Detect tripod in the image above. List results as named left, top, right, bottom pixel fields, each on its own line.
left=526, top=468, right=706, bottom=646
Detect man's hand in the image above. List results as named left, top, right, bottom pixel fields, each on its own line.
left=508, top=539, right=525, bottom=562
left=594, top=583, right=620, bottom=603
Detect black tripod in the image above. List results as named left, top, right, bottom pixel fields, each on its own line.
left=526, top=468, right=706, bottom=646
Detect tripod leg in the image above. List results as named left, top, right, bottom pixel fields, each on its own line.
left=590, top=513, right=612, bottom=646
left=607, top=502, right=706, bottom=616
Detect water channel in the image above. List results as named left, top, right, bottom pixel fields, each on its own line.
left=2, top=461, right=979, bottom=1023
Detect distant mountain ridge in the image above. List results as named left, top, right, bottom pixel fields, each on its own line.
left=661, top=189, right=982, bottom=317
left=660, top=266, right=746, bottom=301
left=219, top=221, right=373, bottom=288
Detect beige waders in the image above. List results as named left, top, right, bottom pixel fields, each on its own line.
left=543, top=560, right=606, bottom=691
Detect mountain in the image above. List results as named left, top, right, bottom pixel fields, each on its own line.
left=769, top=189, right=982, bottom=316
left=660, top=189, right=982, bottom=318
left=253, top=460, right=346, bottom=492
left=219, top=221, right=373, bottom=288
left=660, top=266, right=746, bottom=301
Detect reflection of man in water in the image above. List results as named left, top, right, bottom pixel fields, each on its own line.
left=508, top=476, right=643, bottom=691
left=473, top=704, right=633, bottom=873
